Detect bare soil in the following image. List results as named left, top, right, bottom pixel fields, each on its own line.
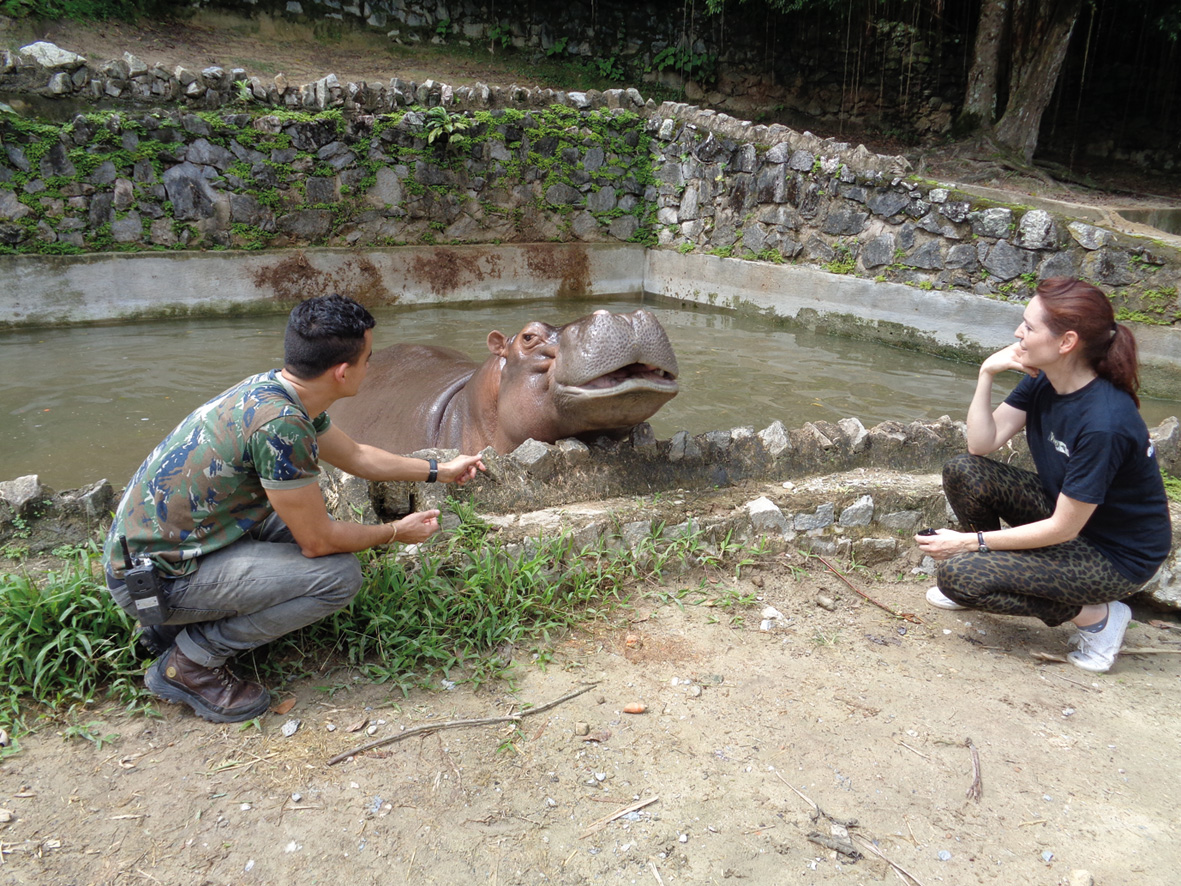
left=1, top=13, right=1180, bottom=886
left=2, top=558, right=1180, bottom=885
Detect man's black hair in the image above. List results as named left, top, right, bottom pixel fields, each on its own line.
left=284, top=294, right=377, bottom=380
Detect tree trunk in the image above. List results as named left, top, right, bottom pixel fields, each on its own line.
left=959, top=0, right=1010, bottom=129
left=993, top=0, right=1083, bottom=163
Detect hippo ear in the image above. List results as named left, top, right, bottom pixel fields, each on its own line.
left=487, top=331, right=508, bottom=356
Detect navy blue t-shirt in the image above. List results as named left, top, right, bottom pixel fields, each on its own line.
left=1005, top=373, right=1171, bottom=583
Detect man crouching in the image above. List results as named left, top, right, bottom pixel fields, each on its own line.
left=103, top=294, right=484, bottom=723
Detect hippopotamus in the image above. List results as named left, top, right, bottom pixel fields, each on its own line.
left=331, top=308, right=679, bottom=454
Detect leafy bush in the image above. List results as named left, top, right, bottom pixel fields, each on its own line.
left=0, top=0, right=171, bottom=20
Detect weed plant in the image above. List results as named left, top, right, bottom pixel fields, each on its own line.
left=0, top=505, right=765, bottom=738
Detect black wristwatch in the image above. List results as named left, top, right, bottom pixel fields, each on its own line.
left=425, top=457, right=438, bottom=483
left=977, top=531, right=989, bottom=553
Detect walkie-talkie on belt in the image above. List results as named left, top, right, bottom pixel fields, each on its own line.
left=120, top=537, right=170, bottom=626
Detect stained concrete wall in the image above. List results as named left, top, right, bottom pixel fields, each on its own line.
left=7, top=242, right=1179, bottom=395
left=1, top=243, right=647, bottom=326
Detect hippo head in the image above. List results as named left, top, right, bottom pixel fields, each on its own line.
left=486, top=308, right=679, bottom=449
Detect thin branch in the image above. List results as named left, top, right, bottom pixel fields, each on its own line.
left=965, top=737, right=982, bottom=802
left=579, top=796, right=659, bottom=839
left=327, top=682, right=598, bottom=765
left=812, top=555, right=923, bottom=624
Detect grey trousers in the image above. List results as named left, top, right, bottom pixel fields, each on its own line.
left=108, top=513, right=363, bottom=667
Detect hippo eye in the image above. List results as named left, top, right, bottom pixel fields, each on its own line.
left=522, top=333, right=537, bottom=343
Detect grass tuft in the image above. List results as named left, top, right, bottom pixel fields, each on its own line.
left=0, top=505, right=768, bottom=741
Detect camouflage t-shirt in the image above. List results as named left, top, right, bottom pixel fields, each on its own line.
left=104, top=370, right=331, bottom=579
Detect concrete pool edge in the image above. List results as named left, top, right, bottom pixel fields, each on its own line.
left=4, top=243, right=1177, bottom=397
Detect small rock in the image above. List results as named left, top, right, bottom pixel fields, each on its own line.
left=291, top=793, right=302, bottom=803
left=1062, top=707, right=1075, bottom=717
left=1068, top=870, right=1094, bottom=886
left=596, top=695, right=606, bottom=705
left=679, top=833, right=689, bottom=843
left=284, top=840, right=301, bottom=853
left=687, top=685, right=702, bottom=698
left=623, top=703, right=647, bottom=714
left=574, top=722, right=590, bottom=736
left=761, top=606, right=784, bottom=620
left=624, top=633, right=642, bottom=649
left=816, top=595, right=837, bottom=611
left=280, top=719, right=300, bottom=738
left=244, top=859, right=255, bottom=873
left=1041, top=851, right=1054, bottom=863
left=0, top=809, right=14, bottom=824
left=240, top=803, right=252, bottom=811
left=545, top=797, right=557, bottom=808
left=937, top=850, right=952, bottom=861
left=366, top=724, right=379, bottom=736
left=326, top=723, right=337, bottom=732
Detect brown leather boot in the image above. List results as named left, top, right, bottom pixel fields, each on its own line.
left=145, top=646, right=271, bottom=723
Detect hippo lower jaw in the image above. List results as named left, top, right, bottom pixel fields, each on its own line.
left=557, top=363, right=679, bottom=398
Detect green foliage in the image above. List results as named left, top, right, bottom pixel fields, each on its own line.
left=0, top=0, right=168, bottom=19
left=1164, top=470, right=1181, bottom=504
left=651, top=45, right=718, bottom=86
left=589, top=55, right=626, bottom=82
left=488, top=23, right=513, bottom=49
left=0, top=545, right=147, bottom=732
left=545, top=37, right=569, bottom=58
left=823, top=242, right=856, bottom=275
left=422, top=106, right=472, bottom=151
left=435, top=18, right=452, bottom=39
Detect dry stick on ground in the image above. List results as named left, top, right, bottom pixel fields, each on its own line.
left=327, top=682, right=598, bottom=765
left=965, top=737, right=983, bottom=802
left=579, top=796, right=659, bottom=839
left=853, top=834, right=928, bottom=886
left=812, top=555, right=924, bottom=624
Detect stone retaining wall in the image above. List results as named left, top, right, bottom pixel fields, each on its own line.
left=2, top=40, right=1180, bottom=335
left=5, top=415, right=1180, bottom=609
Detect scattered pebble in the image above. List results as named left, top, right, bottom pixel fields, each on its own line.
left=326, top=723, right=337, bottom=732
left=594, top=772, right=607, bottom=782
left=623, top=703, right=647, bottom=714
left=1042, top=851, right=1054, bottom=863
left=291, top=793, right=302, bottom=803
left=678, top=833, right=689, bottom=843
left=1068, top=870, right=1094, bottom=886
left=0, top=729, right=8, bottom=747
left=1062, top=707, right=1075, bottom=717
left=239, top=803, right=252, bottom=811
left=366, top=724, right=379, bottom=736
left=280, top=719, right=300, bottom=738
left=244, top=859, right=254, bottom=873
left=687, top=685, right=702, bottom=698
left=761, top=606, right=783, bottom=620
left=545, top=797, right=557, bottom=808
left=574, top=722, right=590, bottom=736
left=284, top=841, right=301, bottom=853
left=0, top=809, right=14, bottom=824
left=937, top=850, right=952, bottom=861
left=440, top=679, right=457, bottom=691
left=816, top=595, right=837, bottom=611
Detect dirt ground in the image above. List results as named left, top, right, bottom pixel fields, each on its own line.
left=2, top=557, right=1180, bottom=886
left=2, top=11, right=1180, bottom=886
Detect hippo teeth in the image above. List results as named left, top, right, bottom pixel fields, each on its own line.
left=579, top=363, right=676, bottom=391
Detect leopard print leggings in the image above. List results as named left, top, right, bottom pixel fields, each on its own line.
left=936, top=453, right=1142, bottom=627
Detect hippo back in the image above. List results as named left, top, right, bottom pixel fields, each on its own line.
left=330, top=344, right=478, bottom=453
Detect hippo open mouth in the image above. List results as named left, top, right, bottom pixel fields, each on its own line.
left=562, top=362, right=679, bottom=397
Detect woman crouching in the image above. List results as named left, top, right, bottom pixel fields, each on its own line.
left=916, top=277, right=1172, bottom=673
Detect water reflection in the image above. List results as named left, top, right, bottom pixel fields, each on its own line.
left=2, top=296, right=1177, bottom=490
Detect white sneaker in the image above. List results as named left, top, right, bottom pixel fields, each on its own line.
left=1067, top=601, right=1133, bottom=674
left=926, top=586, right=967, bottom=611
